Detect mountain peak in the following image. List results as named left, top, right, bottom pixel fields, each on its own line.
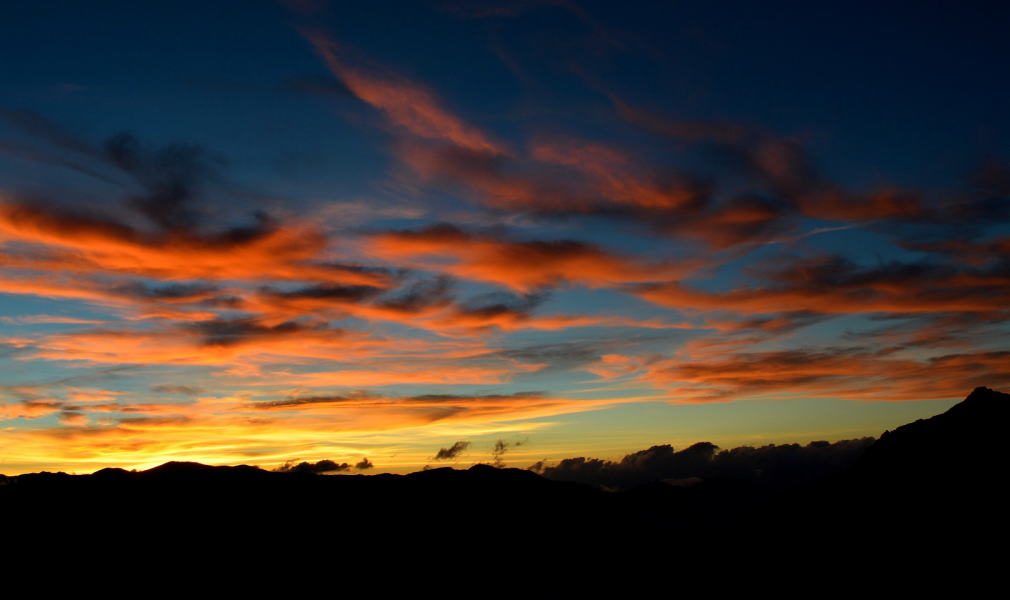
left=946, top=386, right=1010, bottom=418
left=143, top=461, right=217, bottom=475
left=853, top=386, right=1008, bottom=482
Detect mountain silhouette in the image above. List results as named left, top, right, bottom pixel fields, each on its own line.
left=854, top=386, right=1009, bottom=484
left=738, top=386, right=1010, bottom=556
left=3, top=387, right=1007, bottom=565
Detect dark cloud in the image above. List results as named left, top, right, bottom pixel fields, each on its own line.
left=186, top=317, right=333, bottom=347
left=355, top=458, right=373, bottom=470
left=102, top=132, right=224, bottom=231
left=150, top=385, right=204, bottom=395
left=710, top=311, right=829, bottom=335
left=252, top=393, right=368, bottom=410
left=376, top=275, right=453, bottom=313
left=111, top=281, right=221, bottom=302
left=114, top=415, right=193, bottom=427
left=1, top=110, right=233, bottom=233
left=496, top=341, right=604, bottom=367
left=407, top=391, right=544, bottom=403
left=251, top=271, right=409, bottom=317
left=493, top=337, right=680, bottom=372
left=57, top=410, right=86, bottom=425
left=0, top=112, right=344, bottom=287
left=254, top=391, right=545, bottom=410
left=369, top=220, right=688, bottom=294
left=635, top=251, right=1010, bottom=324
left=433, top=440, right=470, bottom=460
left=275, top=459, right=351, bottom=474
left=260, top=283, right=385, bottom=303
left=846, top=311, right=1010, bottom=350
left=490, top=438, right=525, bottom=467
left=455, top=289, right=548, bottom=321
left=758, top=255, right=955, bottom=289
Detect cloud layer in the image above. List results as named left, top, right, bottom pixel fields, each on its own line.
left=1, top=4, right=1007, bottom=474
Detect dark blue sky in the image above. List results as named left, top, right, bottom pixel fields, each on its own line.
left=4, top=1, right=1008, bottom=191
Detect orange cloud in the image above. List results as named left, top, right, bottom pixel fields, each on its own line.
left=0, top=200, right=386, bottom=286
left=640, top=348, right=1010, bottom=403
left=367, top=223, right=685, bottom=292
left=305, top=32, right=504, bottom=155
left=22, top=319, right=381, bottom=366
left=0, top=401, right=61, bottom=420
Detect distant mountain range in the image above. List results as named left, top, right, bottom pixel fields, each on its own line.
left=3, top=387, right=1007, bottom=563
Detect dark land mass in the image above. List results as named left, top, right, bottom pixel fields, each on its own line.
left=3, top=387, right=1008, bottom=569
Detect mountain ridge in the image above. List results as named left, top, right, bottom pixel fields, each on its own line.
left=2, top=386, right=1007, bottom=556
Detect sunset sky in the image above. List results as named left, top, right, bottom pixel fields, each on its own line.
left=1, top=0, right=1008, bottom=474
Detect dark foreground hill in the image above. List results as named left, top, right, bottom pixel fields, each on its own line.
left=743, top=386, right=1010, bottom=541
left=2, top=387, right=1008, bottom=565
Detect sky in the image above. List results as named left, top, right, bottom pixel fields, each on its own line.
left=1, top=0, right=1008, bottom=474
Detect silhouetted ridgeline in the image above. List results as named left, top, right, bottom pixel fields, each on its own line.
left=2, top=387, right=1008, bottom=561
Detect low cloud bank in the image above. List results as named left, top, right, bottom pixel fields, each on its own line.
left=532, top=438, right=874, bottom=489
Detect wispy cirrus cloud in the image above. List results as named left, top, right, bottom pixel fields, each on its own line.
left=304, top=31, right=505, bottom=155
